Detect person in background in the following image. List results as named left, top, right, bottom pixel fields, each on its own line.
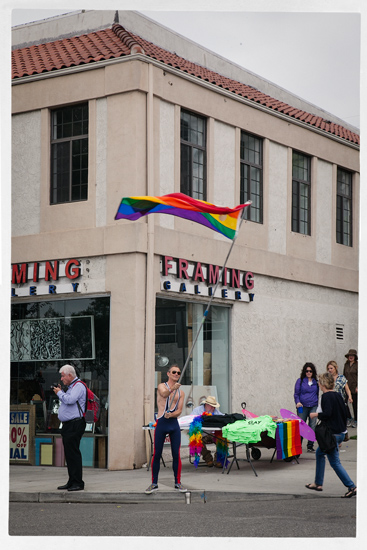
left=327, top=360, right=352, bottom=404
left=327, top=360, right=352, bottom=447
left=294, top=362, right=319, bottom=452
left=192, top=396, right=224, bottom=467
left=145, top=364, right=187, bottom=495
left=53, top=364, right=86, bottom=491
left=305, top=372, right=356, bottom=498
left=343, top=349, right=358, bottom=428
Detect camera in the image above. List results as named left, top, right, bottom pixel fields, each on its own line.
left=50, top=383, right=60, bottom=389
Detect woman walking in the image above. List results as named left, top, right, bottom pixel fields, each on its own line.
left=294, top=362, right=319, bottom=452
left=305, top=372, right=356, bottom=498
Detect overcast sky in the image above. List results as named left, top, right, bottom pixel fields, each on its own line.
left=7, top=1, right=362, bottom=130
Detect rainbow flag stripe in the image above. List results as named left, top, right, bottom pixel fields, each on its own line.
left=115, top=193, right=251, bottom=240
left=276, top=420, right=302, bottom=459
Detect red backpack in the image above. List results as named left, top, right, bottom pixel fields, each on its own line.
left=76, top=380, right=100, bottom=423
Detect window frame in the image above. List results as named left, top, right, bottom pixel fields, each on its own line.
left=180, top=109, right=207, bottom=201
left=336, top=167, right=353, bottom=247
left=50, top=103, right=89, bottom=205
left=240, top=130, right=263, bottom=223
left=292, top=151, right=311, bottom=236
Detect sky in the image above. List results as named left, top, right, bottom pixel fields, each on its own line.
left=6, top=1, right=362, bottom=129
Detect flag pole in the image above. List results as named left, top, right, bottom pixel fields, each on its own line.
left=168, top=203, right=251, bottom=409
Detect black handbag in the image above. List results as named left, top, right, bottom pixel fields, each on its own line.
left=315, top=421, right=337, bottom=453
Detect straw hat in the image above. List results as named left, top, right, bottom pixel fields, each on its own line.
left=204, top=396, right=220, bottom=408
left=345, top=348, right=358, bottom=361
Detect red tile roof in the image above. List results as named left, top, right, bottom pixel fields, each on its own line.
left=12, top=23, right=359, bottom=146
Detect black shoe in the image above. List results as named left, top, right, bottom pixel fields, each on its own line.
left=57, top=483, right=71, bottom=490
left=67, top=485, right=84, bottom=491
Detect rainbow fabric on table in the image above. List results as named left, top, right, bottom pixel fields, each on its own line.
left=276, top=420, right=302, bottom=460
left=115, top=193, right=251, bottom=240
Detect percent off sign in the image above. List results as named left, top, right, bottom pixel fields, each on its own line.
left=10, top=411, right=30, bottom=460
left=10, top=426, right=28, bottom=447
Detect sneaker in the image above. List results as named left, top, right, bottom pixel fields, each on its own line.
left=347, top=419, right=352, bottom=428
left=145, top=483, right=158, bottom=494
left=307, top=448, right=315, bottom=453
left=352, top=421, right=357, bottom=428
left=174, top=483, right=187, bottom=492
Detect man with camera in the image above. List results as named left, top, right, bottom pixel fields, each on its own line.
left=52, top=364, right=86, bottom=491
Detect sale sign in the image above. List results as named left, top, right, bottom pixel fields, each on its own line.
left=10, top=411, right=30, bottom=460
left=9, top=406, right=35, bottom=464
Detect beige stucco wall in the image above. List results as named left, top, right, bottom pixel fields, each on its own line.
left=12, top=111, right=41, bottom=236
left=213, top=120, right=236, bottom=207
left=267, top=141, right=288, bottom=255
left=232, top=274, right=358, bottom=415
left=106, top=252, right=147, bottom=469
left=316, top=159, right=333, bottom=264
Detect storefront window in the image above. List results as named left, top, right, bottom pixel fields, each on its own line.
left=155, top=298, right=230, bottom=414
left=10, top=296, right=110, bottom=434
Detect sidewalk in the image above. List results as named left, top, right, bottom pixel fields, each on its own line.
left=9, top=439, right=357, bottom=503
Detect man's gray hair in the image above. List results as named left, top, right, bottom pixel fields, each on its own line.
left=59, top=364, right=76, bottom=377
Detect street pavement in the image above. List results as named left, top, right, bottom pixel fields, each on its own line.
left=9, top=438, right=358, bottom=504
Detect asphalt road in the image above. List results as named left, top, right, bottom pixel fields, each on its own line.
left=9, top=495, right=356, bottom=537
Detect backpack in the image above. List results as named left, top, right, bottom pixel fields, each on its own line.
left=76, top=380, right=100, bottom=423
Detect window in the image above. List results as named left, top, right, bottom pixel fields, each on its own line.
left=50, top=103, right=89, bottom=204
left=180, top=110, right=206, bottom=200
left=11, top=297, right=110, bottom=434
left=155, top=298, right=230, bottom=414
left=240, top=131, right=263, bottom=223
left=292, top=152, right=311, bottom=235
left=336, top=168, right=353, bottom=246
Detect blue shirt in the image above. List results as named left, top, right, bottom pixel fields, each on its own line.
left=192, top=404, right=224, bottom=416
left=57, top=378, right=86, bottom=422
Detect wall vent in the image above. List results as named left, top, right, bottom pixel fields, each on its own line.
left=335, top=324, right=344, bottom=343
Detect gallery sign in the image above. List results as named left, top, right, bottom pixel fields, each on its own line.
left=160, top=256, right=254, bottom=302
left=11, top=259, right=82, bottom=297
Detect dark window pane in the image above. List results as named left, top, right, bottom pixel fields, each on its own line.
left=180, top=110, right=206, bottom=200
left=240, top=131, right=263, bottom=223
left=50, top=104, right=88, bottom=205
left=336, top=168, right=352, bottom=246
left=292, top=152, right=311, bottom=235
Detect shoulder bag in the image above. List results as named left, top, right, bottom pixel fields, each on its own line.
left=314, top=420, right=337, bottom=453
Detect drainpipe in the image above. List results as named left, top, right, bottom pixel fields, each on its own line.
left=144, top=62, right=155, bottom=462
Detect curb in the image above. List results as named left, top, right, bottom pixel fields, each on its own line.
left=9, top=490, right=325, bottom=504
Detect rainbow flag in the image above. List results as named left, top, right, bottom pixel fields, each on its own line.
left=115, top=193, right=251, bottom=240
left=276, top=420, right=302, bottom=460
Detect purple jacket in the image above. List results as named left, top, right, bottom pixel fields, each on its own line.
left=294, top=377, right=319, bottom=407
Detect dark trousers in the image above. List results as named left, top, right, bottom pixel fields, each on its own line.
left=351, top=393, right=358, bottom=421
left=152, top=416, right=182, bottom=485
left=61, top=418, right=86, bottom=487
